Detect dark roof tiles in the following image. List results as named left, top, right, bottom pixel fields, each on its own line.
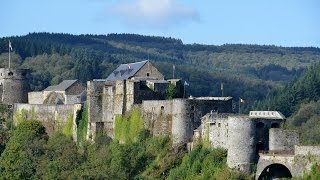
left=106, top=60, right=148, bottom=81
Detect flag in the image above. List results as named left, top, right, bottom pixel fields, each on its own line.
left=221, top=83, right=224, bottom=90
left=184, top=81, right=189, bottom=86
left=240, top=98, right=245, bottom=103
left=9, top=41, right=12, bottom=51
left=173, top=64, right=175, bottom=70
left=128, top=64, right=131, bottom=69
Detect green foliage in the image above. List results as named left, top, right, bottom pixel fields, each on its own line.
left=166, top=84, right=179, bottom=99
left=14, top=108, right=29, bottom=124
left=287, top=101, right=320, bottom=145
left=168, top=144, right=247, bottom=180
left=298, top=163, right=320, bottom=180
left=36, top=133, right=80, bottom=179
left=254, top=63, right=320, bottom=117
left=62, top=113, right=73, bottom=138
left=114, top=108, right=144, bottom=143
left=76, top=106, right=88, bottom=143
left=0, top=120, right=47, bottom=180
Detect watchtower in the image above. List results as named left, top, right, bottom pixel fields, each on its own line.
left=0, top=68, right=30, bottom=104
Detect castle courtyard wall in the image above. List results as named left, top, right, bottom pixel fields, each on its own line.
left=13, top=103, right=81, bottom=140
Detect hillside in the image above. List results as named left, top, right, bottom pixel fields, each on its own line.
left=1, top=32, right=320, bottom=107
left=254, top=63, right=320, bottom=145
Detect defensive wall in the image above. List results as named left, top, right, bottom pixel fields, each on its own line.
left=142, top=98, right=233, bottom=145
left=87, top=79, right=169, bottom=140
left=13, top=103, right=82, bottom=140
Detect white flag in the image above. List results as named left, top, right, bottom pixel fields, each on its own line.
left=9, top=41, right=12, bottom=51
left=184, top=81, right=189, bottom=86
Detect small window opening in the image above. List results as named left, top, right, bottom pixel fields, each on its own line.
left=161, top=106, right=164, bottom=110
left=8, top=72, right=13, bottom=76
left=191, top=106, right=195, bottom=111
left=146, top=73, right=150, bottom=77
left=218, top=123, right=221, bottom=127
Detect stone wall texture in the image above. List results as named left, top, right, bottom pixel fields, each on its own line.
left=28, top=92, right=44, bottom=104
left=269, top=128, right=299, bottom=151
left=13, top=103, right=81, bottom=140
left=227, top=116, right=256, bottom=175
left=0, top=68, right=29, bottom=104
left=134, top=61, right=164, bottom=80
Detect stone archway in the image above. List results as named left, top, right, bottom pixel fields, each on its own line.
left=258, top=163, right=292, bottom=180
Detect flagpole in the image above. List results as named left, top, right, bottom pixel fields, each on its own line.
left=183, top=84, right=185, bottom=98
left=172, top=65, right=175, bottom=79
left=8, top=41, right=11, bottom=69
left=238, top=97, right=241, bottom=114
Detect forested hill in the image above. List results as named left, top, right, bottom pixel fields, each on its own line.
left=1, top=32, right=320, bottom=105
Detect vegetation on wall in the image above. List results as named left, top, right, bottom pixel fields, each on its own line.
left=62, top=114, right=73, bottom=138
left=0, top=120, right=249, bottom=179
left=168, top=144, right=247, bottom=179
left=114, top=108, right=144, bottom=143
left=76, top=106, right=88, bottom=143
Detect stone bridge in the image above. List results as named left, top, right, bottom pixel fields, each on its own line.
left=255, top=146, right=320, bottom=179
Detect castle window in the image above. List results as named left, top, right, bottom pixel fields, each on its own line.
left=218, top=123, right=221, bottom=127
left=8, top=72, right=13, bottom=76
left=21, top=72, right=26, bottom=77
left=146, top=73, right=150, bottom=77
left=161, top=106, right=164, bottom=110
left=191, top=106, right=195, bottom=111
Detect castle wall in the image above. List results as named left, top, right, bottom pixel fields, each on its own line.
left=205, top=115, right=229, bottom=149
left=295, top=145, right=320, bottom=156
left=28, top=92, right=44, bottom=104
left=13, top=103, right=81, bottom=140
left=142, top=100, right=173, bottom=136
left=87, top=80, right=105, bottom=140
left=269, top=128, right=299, bottom=152
left=134, top=61, right=164, bottom=80
left=0, top=68, right=29, bottom=104
left=142, top=98, right=231, bottom=146
left=227, top=116, right=256, bottom=175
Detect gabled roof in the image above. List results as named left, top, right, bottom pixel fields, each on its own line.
left=106, top=60, right=148, bottom=81
left=44, top=80, right=78, bottom=91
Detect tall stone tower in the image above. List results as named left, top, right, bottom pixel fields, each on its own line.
left=0, top=68, right=30, bottom=104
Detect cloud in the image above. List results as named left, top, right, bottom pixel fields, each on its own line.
left=108, top=0, right=200, bottom=28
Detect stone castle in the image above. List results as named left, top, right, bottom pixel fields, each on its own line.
left=2, top=61, right=320, bottom=179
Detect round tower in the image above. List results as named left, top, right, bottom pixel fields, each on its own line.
left=171, top=99, right=190, bottom=146
left=0, top=68, right=30, bottom=104
left=227, top=116, right=256, bottom=175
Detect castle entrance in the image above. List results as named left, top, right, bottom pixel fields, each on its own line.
left=258, top=163, right=292, bottom=180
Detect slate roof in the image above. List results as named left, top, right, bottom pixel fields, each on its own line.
left=44, top=80, right=78, bottom=91
left=106, top=60, right=148, bottom=81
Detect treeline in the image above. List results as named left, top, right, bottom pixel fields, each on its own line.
left=253, top=63, right=320, bottom=145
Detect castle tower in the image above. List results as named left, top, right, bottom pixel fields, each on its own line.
left=0, top=68, right=30, bottom=104
left=227, top=116, right=256, bottom=175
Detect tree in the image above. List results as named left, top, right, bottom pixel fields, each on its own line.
left=0, top=120, right=47, bottom=180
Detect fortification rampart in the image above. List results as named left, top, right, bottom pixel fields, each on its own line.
left=269, top=128, right=299, bottom=152
left=13, top=103, right=81, bottom=140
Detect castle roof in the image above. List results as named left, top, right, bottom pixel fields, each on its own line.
left=249, top=111, right=286, bottom=120
left=106, top=60, right=148, bottom=81
left=44, top=80, right=78, bottom=91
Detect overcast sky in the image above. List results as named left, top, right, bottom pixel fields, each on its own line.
left=0, top=0, right=319, bottom=47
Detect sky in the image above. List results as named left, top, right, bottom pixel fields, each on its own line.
left=0, top=0, right=319, bottom=47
